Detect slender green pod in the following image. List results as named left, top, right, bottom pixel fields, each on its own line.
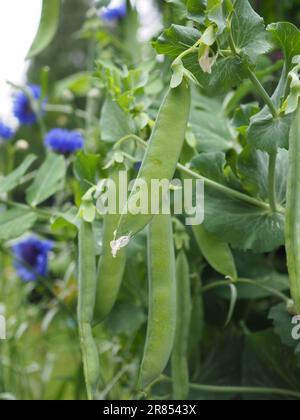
left=78, top=220, right=100, bottom=400
left=286, top=104, right=300, bottom=314
left=94, top=167, right=127, bottom=323
left=192, top=225, right=237, bottom=280
left=138, top=214, right=177, bottom=390
left=188, top=270, right=204, bottom=379
left=171, top=250, right=192, bottom=400
left=112, top=83, right=191, bottom=253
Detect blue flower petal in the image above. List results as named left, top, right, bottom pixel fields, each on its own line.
left=0, top=122, right=14, bottom=140
left=12, top=237, right=53, bottom=282
left=101, top=1, right=126, bottom=21
left=45, top=128, right=84, bottom=155
left=13, top=84, right=46, bottom=126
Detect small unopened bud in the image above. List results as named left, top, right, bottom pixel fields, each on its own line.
left=15, top=139, right=29, bottom=150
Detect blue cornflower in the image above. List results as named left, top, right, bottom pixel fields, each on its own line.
left=12, top=237, right=53, bottom=282
left=45, top=128, right=84, bottom=154
left=0, top=122, right=14, bottom=141
left=13, top=84, right=45, bottom=126
left=101, top=0, right=126, bottom=21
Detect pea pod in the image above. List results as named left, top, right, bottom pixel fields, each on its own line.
left=192, top=225, right=237, bottom=280
left=94, top=167, right=127, bottom=323
left=78, top=220, right=100, bottom=400
left=286, top=104, right=300, bottom=314
left=113, top=83, right=191, bottom=251
left=138, top=214, right=176, bottom=389
left=171, top=250, right=192, bottom=400
left=188, top=270, right=204, bottom=379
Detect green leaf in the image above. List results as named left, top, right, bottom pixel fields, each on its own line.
left=0, top=155, right=36, bottom=194
left=100, top=97, right=132, bottom=143
left=171, top=60, right=184, bottom=88
left=237, top=147, right=288, bottom=204
left=267, top=22, right=300, bottom=68
left=73, top=152, right=100, bottom=187
left=152, top=25, right=201, bottom=59
left=27, top=0, right=61, bottom=59
left=0, top=209, right=37, bottom=241
left=269, top=304, right=296, bottom=348
left=186, top=0, right=206, bottom=24
left=247, top=114, right=293, bottom=153
left=190, top=93, right=236, bottom=152
left=231, top=0, right=271, bottom=65
left=243, top=331, right=300, bottom=399
left=51, top=207, right=80, bottom=232
left=208, top=56, right=246, bottom=91
left=192, top=224, right=237, bottom=279
left=203, top=189, right=285, bottom=252
left=207, top=0, right=226, bottom=34
left=191, top=152, right=228, bottom=184
left=54, top=72, right=90, bottom=97
left=26, top=154, right=66, bottom=207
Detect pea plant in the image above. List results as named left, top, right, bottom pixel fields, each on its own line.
left=1, top=0, right=300, bottom=401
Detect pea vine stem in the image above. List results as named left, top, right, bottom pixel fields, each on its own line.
left=268, top=151, right=278, bottom=213
left=227, top=17, right=280, bottom=214
left=116, top=135, right=271, bottom=211
left=201, top=278, right=290, bottom=304
left=157, top=375, right=300, bottom=399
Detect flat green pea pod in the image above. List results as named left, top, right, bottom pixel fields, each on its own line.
left=94, top=167, right=127, bottom=323
left=138, top=213, right=177, bottom=390
left=78, top=220, right=100, bottom=400
left=112, top=83, right=191, bottom=254
left=286, top=104, right=300, bottom=314
left=188, top=270, right=204, bottom=379
left=192, top=225, right=237, bottom=280
left=171, top=250, right=192, bottom=400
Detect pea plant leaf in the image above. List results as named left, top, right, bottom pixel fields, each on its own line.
left=203, top=189, right=285, bottom=252
left=186, top=0, right=206, bottom=24
left=207, top=0, right=227, bottom=34
left=243, top=331, right=300, bottom=399
left=152, top=24, right=201, bottom=58
left=190, top=92, right=236, bottom=152
left=269, top=304, right=297, bottom=348
left=231, top=0, right=271, bottom=65
left=247, top=23, right=300, bottom=151
left=27, top=0, right=61, bottom=59
left=208, top=56, right=246, bottom=92
left=247, top=113, right=293, bottom=153
left=100, top=97, right=132, bottom=143
left=267, top=22, right=300, bottom=69
left=26, top=154, right=66, bottom=207
left=0, top=155, right=36, bottom=194
left=237, top=147, right=288, bottom=205
left=0, top=208, right=37, bottom=241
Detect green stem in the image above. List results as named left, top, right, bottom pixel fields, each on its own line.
left=246, top=69, right=278, bottom=119
left=268, top=151, right=278, bottom=213
left=227, top=19, right=278, bottom=119
left=158, top=375, right=300, bottom=399
left=189, top=383, right=300, bottom=399
left=0, top=198, right=52, bottom=219
left=201, top=278, right=290, bottom=304
left=114, top=135, right=271, bottom=211
left=177, top=163, right=270, bottom=210
left=173, top=39, right=202, bottom=65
